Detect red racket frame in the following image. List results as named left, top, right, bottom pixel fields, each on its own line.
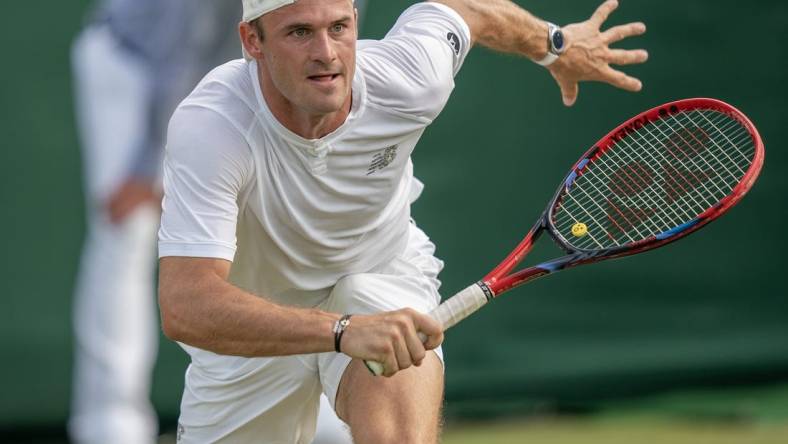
left=483, top=98, right=765, bottom=296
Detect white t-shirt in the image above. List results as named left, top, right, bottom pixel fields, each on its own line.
left=159, top=3, right=471, bottom=308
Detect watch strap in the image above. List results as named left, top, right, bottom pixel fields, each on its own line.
left=535, top=52, right=559, bottom=67
left=535, top=22, right=561, bottom=67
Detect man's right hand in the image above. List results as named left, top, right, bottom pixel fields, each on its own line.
left=339, top=308, right=444, bottom=377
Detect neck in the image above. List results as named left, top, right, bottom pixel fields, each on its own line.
left=257, top=62, right=352, bottom=140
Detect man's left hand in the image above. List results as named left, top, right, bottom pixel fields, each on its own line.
left=550, top=0, right=648, bottom=106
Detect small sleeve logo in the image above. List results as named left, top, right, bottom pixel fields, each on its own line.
left=447, top=32, right=460, bottom=55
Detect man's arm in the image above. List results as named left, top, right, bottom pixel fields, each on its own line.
left=431, top=0, right=648, bottom=106
left=159, top=257, right=443, bottom=377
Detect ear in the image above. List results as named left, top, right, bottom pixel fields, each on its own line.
left=239, top=21, right=264, bottom=59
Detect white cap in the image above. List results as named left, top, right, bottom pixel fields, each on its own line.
left=242, top=0, right=297, bottom=22
left=242, top=0, right=354, bottom=22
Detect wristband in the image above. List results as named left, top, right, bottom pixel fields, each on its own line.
left=333, top=314, right=352, bottom=353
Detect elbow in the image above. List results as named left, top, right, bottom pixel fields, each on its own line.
left=157, top=256, right=229, bottom=347
left=158, top=283, right=189, bottom=342
left=159, top=306, right=181, bottom=342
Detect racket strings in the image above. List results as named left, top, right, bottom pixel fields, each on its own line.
left=649, top=113, right=746, bottom=199
left=557, top=121, right=718, bottom=245
left=554, top=109, right=755, bottom=250
left=575, top=110, right=751, bottom=245
left=588, top=149, right=685, bottom=239
left=565, top=110, right=752, bottom=247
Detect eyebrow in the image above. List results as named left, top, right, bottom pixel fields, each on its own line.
left=282, top=16, right=353, bottom=33
left=283, top=22, right=312, bottom=32
left=332, top=16, right=353, bottom=24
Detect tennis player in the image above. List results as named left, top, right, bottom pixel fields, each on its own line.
left=157, top=0, right=647, bottom=442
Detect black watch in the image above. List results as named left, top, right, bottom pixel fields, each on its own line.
left=536, top=22, right=566, bottom=66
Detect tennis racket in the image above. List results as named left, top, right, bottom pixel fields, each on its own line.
left=366, top=98, right=764, bottom=376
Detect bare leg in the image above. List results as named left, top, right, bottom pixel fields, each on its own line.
left=335, top=352, right=443, bottom=444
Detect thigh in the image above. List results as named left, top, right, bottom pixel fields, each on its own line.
left=337, top=352, right=444, bottom=444
left=317, top=222, right=447, bottom=443
left=316, top=255, right=445, bottom=410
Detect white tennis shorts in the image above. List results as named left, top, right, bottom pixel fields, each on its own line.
left=176, top=222, right=445, bottom=443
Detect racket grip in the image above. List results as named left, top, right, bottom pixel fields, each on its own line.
left=364, top=283, right=490, bottom=376
left=429, top=282, right=490, bottom=331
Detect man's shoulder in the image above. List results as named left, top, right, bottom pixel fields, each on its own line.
left=185, top=59, right=255, bottom=108
left=176, top=59, right=258, bottom=135
left=355, top=41, right=455, bottom=122
left=202, top=58, right=249, bottom=83
left=354, top=2, right=471, bottom=121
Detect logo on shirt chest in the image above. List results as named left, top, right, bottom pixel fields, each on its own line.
left=366, top=145, right=399, bottom=175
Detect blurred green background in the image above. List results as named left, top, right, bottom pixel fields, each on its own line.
left=1, top=0, right=787, bottom=441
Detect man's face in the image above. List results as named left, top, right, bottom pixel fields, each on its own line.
left=257, top=0, right=357, bottom=117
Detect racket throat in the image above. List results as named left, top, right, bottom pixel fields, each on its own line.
left=484, top=218, right=547, bottom=285
left=494, top=253, right=587, bottom=294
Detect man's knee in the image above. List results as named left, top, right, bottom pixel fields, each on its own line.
left=354, top=401, right=443, bottom=444
left=339, top=355, right=444, bottom=444
left=351, top=418, right=440, bottom=444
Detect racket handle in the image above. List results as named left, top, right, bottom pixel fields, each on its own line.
left=364, top=283, right=490, bottom=376
left=430, top=282, right=490, bottom=330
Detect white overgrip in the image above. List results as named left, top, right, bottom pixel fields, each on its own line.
left=364, top=283, right=490, bottom=376
left=429, top=282, right=489, bottom=330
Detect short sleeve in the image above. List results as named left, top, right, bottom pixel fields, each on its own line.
left=358, top=2, right=472, bottom=121
left=157, top=104, right=253, bottom=261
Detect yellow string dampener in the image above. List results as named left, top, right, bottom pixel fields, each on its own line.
left=571, top=222, right=588, bottom=237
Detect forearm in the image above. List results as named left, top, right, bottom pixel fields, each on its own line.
left=433, top=0, right=648, bottom=106
left=159, top=256, right=446, bottom=375
left=159, top=259, right=339, bottom=357
left=431, top=0, right=550, bottom=59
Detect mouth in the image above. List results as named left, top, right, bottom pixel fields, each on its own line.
left=307, top=73, right=341, bottom=84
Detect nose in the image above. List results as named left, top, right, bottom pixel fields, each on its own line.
left=310, top=30, right=337, bottom=65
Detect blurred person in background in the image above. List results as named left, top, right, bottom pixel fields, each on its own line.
left=70, top=0, right=365, bottom=442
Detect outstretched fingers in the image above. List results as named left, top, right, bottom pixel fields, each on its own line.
left=607, top=48, right=649, bottom=66
left=559, top=79, right=579, bottom=107
left=590, top=0, right=619, bottom=27
left=548, top=1, right=647, bottom=105
left=601, top=66, right=642, bottom=92
left=602, top=22, right=647, bottom=44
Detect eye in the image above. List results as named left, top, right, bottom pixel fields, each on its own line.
left=331, top=23, right=346, bottom=33
left=291, top=28, right=309, bottom=37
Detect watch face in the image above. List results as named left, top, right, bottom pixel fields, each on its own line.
left=552, top=30, right=565, bottom=52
